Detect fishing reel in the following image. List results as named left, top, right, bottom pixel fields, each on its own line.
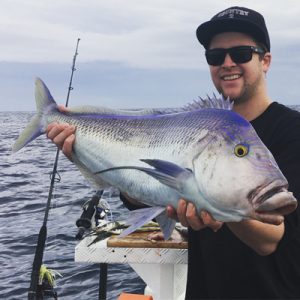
left=75, top=190, right=111, bottom=240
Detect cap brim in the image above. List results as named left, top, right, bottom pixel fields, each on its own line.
left=196, top=19, right=268, bottom=50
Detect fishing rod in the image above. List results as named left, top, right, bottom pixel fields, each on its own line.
left=28, top=38, right=81, bottom=300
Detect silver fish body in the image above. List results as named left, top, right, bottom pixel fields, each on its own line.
left=13, top=79, right=297, bottom=238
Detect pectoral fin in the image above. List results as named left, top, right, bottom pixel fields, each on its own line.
left=139, top=159, right=193, bottom=192
left=119, top=206, right=175, bottom=240
left=95, top=159, right=194, bottom=194
left=155, top=210, right=176, bottom=240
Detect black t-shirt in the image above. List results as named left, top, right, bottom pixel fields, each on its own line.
left=186, top=102, right=300, bottom=300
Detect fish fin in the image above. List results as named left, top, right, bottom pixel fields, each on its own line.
left=64, top=95, right=231, bottom=117
left=155, top=211, right=176, bottom=240
left=139, top=159, right=194, bottom=192
left=119, top=206, right=165, bottom=238
left=95, top=159, right=194, bottom=194
left=66, top=105, right=142, bottom=116
left=34, top=77, right=56, bottom=112
left=183, top=95, right=232, bottom=111
left=95, top=166, right=144, bottom=175
left=66, top=105, right=175, bottom=116
left=12, top=78, right=57, bottom=153
left=141, top=159, right=192, bottom=177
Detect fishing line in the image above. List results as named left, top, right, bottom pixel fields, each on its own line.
left=28, top=38, right=81, bottom=300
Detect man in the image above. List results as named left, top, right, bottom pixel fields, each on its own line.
left=170, top=6, right=300, bottom=299
left=47, top=7, right=300, bottom=299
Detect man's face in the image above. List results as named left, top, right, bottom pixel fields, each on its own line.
left=207, top=32, right=269, bottom=104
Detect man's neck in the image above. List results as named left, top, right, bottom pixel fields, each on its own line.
left=233, top=96, right=272, bottom=121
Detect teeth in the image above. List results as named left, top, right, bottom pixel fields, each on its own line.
left=223, top=74, right=241, bottom=81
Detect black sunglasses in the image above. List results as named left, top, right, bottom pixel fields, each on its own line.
left=205, top=46, right=266, bottom=66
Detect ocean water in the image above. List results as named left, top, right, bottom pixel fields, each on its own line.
left=2, top=105, right=300, bottom=299
left=0, top=112, right=145, bottom=299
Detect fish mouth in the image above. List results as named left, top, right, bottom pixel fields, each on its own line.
left=248, top=180, right=298, bottom=225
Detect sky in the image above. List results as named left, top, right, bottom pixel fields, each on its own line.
left=1, top=0, right=300, bottom=111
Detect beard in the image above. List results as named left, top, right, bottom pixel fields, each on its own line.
left=225, top=82, right=259, bottom=105
left=217, top=70, right=264, bottom=105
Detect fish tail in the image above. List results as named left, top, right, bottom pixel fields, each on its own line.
left=12, top=78, right=57, bottom=153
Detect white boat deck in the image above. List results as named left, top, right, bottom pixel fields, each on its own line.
left=75, top=232, right=188, bottom=300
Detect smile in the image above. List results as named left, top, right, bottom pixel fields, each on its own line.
left=222, top=74, right=241, bottom=81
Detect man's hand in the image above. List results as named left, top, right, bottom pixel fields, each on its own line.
left=167, top=199, right=223, bottom=232
left=148, top=199, right=223, bottom=241
left=46, top=105, right=75, bottom=161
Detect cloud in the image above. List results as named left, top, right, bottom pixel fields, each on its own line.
left=0, top=0, right=207, bottom=69
left=1, top=0, right=299, bottom=69
left=1, top=0, right=300, bottom=110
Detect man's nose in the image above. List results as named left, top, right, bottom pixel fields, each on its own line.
left=222, top=53, right=236, bottom=67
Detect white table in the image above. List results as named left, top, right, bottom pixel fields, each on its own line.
left=75, top=233, right=188, bottom=300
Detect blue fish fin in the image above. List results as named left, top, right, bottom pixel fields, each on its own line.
left=155, top=211, right=176, bottom=240
left=183, top=95, right=232, bottom=111
left=12, top=78, right=57, bottom=153
left=95, top=159, right=193, bottom=193
left=141, top=159, right=191, bottom=177
left=119, top=206, right=165, bottom=238
left=139, top=159, right=193, bottom=192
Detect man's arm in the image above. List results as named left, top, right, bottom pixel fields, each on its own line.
left=227, top=220, right=284, bottom=256
left=168, top=200, right=284, bottom=256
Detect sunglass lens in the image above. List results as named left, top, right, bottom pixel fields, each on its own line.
left=230, top=48, right=252, bottom=64
left=205, top=49, right=225, bottom=66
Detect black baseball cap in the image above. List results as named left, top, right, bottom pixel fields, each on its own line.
left=196, top=6, right=270, bottom=51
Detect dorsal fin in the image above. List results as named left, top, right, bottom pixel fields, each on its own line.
left=182, top=94, right=233, bottom=111
left=65, top=94, right=232, bottom=118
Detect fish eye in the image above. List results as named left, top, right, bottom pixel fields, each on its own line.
left=234, top=144, right=249, bottom=157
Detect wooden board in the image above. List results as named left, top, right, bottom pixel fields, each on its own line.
left=107, top=230, right=188, bottom=249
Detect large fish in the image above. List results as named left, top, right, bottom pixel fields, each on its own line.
left=13, top=78, right=297, bottom=239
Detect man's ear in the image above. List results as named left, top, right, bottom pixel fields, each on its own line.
left=262, top=52, right=271, bottom=73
